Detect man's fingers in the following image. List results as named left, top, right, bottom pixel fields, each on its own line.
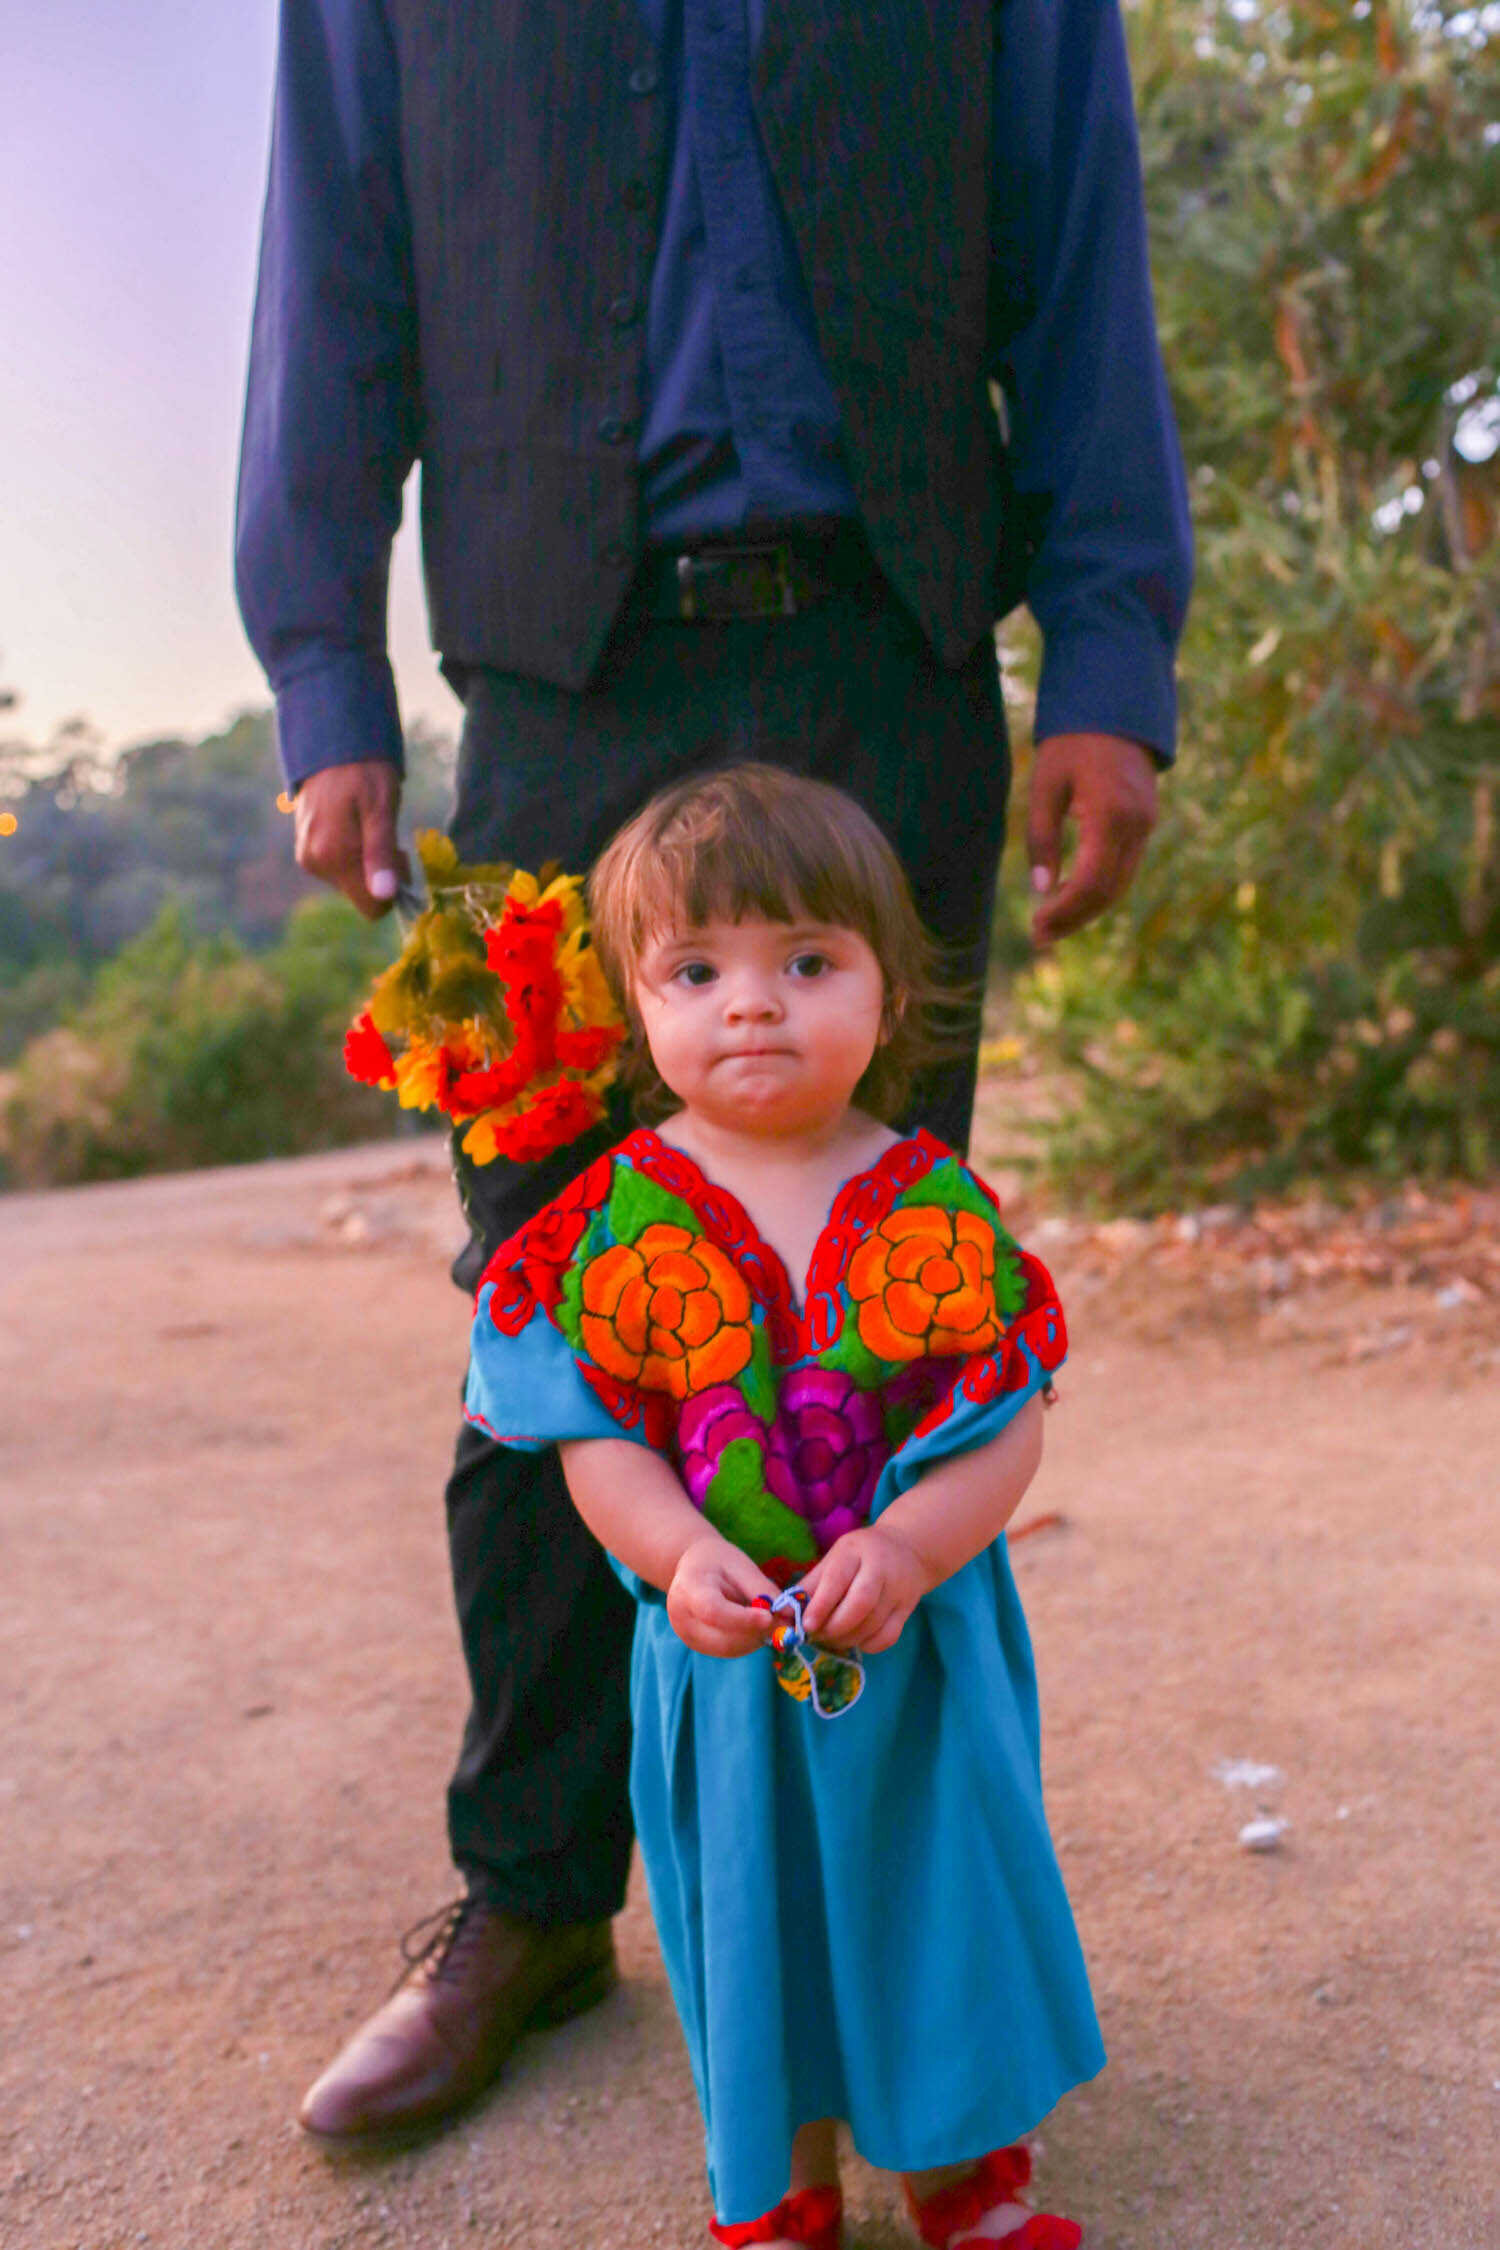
left=293, top=760, right=405, bottom=919
left=1031, top=827, right=1131, bottom=946
left=1029, top=734, right=1159, bottom=947
left=1025, top=752, right=1071, bottom=898
left=361, top=792, right=408, bottom=905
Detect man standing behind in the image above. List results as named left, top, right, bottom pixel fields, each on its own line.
left=237, top=0, right=1191, bottom=2143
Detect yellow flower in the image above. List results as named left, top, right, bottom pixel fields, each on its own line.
left=560, top=936, right=620, bottom=1030
left=394, top=1041, right=447, bottom=1111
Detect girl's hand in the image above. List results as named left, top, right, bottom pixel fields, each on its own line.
left=798, top=1525, right=931, bottom=1653
left=667, top=1535, right=781, bottom=1658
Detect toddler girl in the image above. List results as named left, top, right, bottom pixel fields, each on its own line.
left=464, top=766, right=1102, bottom=2249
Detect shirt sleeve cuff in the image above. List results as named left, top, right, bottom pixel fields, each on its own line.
left=1033, top=619, right=1180, bottom=770
left=273, top=650, right=405, bottom=791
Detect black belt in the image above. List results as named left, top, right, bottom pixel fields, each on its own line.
left=637, top=522, right=882, bottom=622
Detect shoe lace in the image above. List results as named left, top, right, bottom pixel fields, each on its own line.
left=391, top=1895, right=489, bottom=1994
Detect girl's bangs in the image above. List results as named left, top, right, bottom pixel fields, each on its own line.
left=630, top=800, right=880, bottom=954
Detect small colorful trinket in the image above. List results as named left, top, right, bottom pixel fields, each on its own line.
left=752, top=1587, right=866, bottom=1719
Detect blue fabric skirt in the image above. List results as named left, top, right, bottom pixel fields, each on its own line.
left=626, top=1421, right=1104, bottom=2222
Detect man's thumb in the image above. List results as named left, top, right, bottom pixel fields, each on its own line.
left=361, top=788, right=401, bottom=902
left=1027, top=763, right=1066, bottom=896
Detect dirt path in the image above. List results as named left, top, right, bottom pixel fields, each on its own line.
left=2, top=1136, right=1496, bottom=2249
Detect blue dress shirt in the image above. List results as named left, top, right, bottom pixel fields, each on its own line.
left=635, top=0, right=857, bottom=537
left=236, top=0, right=1191, bottom=788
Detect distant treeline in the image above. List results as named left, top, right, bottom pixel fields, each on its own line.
left=0, top=712, right=453, bottom=1187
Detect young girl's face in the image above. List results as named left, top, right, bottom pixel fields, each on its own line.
left=632, top=913, right=888, bottom=1136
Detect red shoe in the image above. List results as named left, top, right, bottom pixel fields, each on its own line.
left=709, top=2182, right=844, bottom=2249
left=903, top=2144, right=1081, bottom=2249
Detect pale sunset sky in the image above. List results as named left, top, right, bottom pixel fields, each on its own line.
left=1, top=2, right=452, bottom=759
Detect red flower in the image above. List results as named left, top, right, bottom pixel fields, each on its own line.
left=343, top=1011, right=396, bottom=1088
left=446, top=1047, right=535, bottom=1117
left=554, top=1022, right=625, bottom=1072
left=483, top=900, right=567, bottom=1073
left=488, top=1080, right=604, bottom=1165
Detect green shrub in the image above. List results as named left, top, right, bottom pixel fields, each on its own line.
left=0, top=896, right=401, bottom=1187
left=1007, top=1, right=1500, bottom=1206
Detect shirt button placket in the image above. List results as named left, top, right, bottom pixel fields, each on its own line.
left=601, top=60, right=657, bottom=453
left=689, top=8, right=779, bottom=477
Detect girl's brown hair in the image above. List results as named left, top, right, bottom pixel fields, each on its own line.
left=587, top=764, right=964, bottom=1122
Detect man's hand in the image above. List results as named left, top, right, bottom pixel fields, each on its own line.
left=1026, top=732, right=1159, bottom=949
left=293, top=759, right=409, bottom=919
left=666, top=1534, right=780, bottom=1658
left=798, top=1523, right=931, bottom=1654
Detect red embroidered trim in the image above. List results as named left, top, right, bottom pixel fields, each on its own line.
left=475, top=1147, right=618, bottom=1316
left=620, top=1127, right=947, bottom=1363
left=579, top=1361, right=674, bottom=1452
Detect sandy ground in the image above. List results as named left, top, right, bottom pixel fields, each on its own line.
left=2, top=1127, right=1497, bottom=2250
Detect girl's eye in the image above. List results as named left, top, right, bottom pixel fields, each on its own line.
left=674, top=960, right=717, bottom=988
left=788, top=953, right=831, bottom=980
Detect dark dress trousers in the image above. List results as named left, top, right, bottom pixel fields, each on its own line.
left=235, top=0, right=1192, bottom=1922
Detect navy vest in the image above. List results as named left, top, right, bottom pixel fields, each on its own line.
left=386, top=0, right=1015, bottom=687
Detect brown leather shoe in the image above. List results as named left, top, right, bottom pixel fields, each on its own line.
left=297, top=1897, right=618, bottom=2140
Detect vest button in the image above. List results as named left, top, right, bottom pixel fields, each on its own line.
left=628, top=62, right=659, bottom=94
left=607, top=295, right=641, bottom=328
left=597, top=416, right=633, bottom=445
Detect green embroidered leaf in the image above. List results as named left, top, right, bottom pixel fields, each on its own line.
left=882, top=1394, right=927, bottom=1450
left=701, top=1438, right=818, bottom=1570
left=897, top=1157, right=997, bottom=1230
left=555, top=1209, right=609, bottom=1349
left=819, top=1311, right=891, bottom=1392
left=989, top=1234, right=1027, bottom=1319
left=608, top=1164, right=700, bottom=1246
left=739, top=1328, right=777, bottom=1423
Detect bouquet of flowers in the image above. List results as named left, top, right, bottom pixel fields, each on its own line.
left=342, top=831, right=625, bottom=1164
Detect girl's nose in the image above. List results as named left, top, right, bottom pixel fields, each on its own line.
left=724, top=974, right=781, bottom=1020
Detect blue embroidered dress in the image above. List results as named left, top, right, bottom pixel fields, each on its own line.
left=465, top=1127, right=1103, bottom=2222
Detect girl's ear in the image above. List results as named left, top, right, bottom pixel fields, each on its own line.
left=879, top=988, right=907, bottom=1046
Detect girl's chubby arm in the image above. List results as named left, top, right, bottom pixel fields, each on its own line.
left=799, top=1391, right=1045, bottom=1653
left=558, top=1438, right=780, bottom=1658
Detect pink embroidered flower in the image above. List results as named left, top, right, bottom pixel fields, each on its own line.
left=677, top=1384, right=769, bottom=1508
left=765, top=1367, right=888, bottom=1549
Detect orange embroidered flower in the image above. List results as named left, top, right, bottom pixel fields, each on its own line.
left=579, top=1222, right=754, bottom=1398
left=846, top=1205, right=1001, bottom=1360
